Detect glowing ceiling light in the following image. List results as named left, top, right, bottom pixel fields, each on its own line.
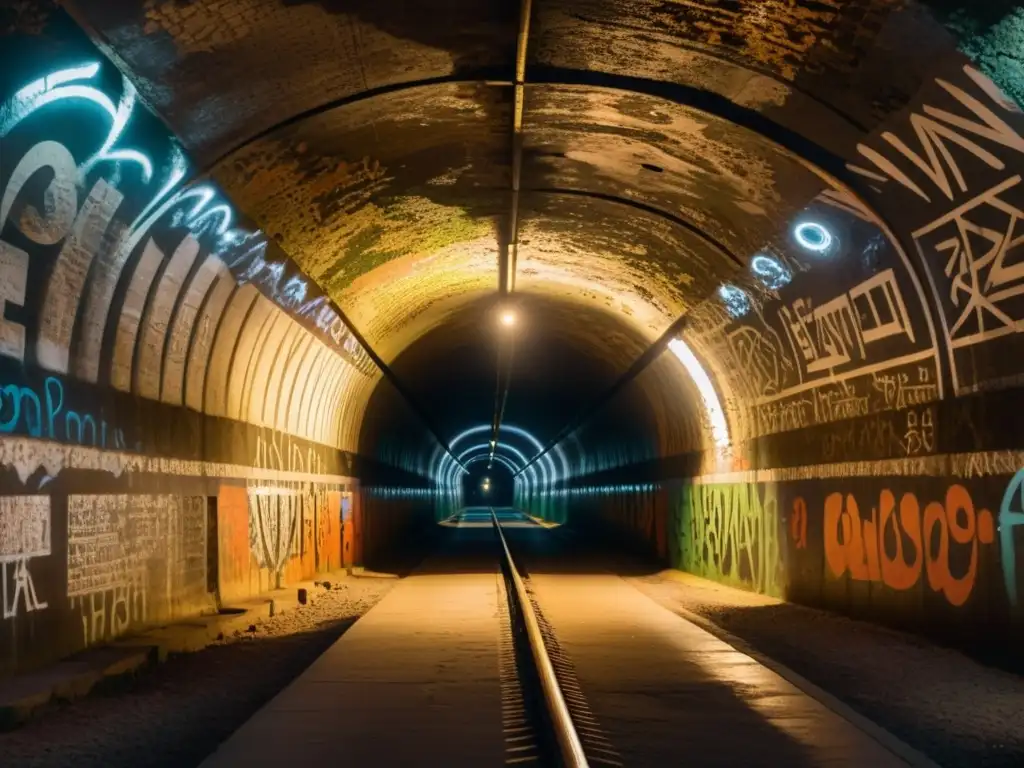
left=749, top=254, right=791, bottom=291
left=668, top=338, right=730, bottom=452
left=499, top=309, right=517, bottom=328
left=794, top=221, right=833, bottom=253
left=717, top=284, right=750, bottom=319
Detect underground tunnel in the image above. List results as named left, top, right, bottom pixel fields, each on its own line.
left=1, top=0, right=1024, bottom=765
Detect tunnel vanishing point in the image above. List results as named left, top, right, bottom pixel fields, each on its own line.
left=0, top=0, right=1023, bottom=677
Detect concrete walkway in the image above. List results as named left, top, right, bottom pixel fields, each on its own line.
left=527, top=570, right=910, bottom=767
left=201, top=525, right=506, bottom=767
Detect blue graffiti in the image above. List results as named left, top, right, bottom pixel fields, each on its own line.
left=0, top=376, right=125, bottom=450
left=2, top=59, right=373, bottom=373
left=0, top=384, right=42, bottom=435
left=224, top=238, right=369, bottom=368
left=999, top=469, right=1024, bottom=610
left=0, top=61, right=153, bottom=181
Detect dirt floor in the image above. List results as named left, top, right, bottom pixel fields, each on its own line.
left=0, top=575, right=396, bottom=768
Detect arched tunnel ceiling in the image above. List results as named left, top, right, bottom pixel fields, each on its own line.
left=59, top=0, right=988, bottom=446
left=386, top=292, right=650, bottom=448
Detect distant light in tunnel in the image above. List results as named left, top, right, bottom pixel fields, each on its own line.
left=750, top=255, right=791, bottom=291
left=668, top=338, right=730, bottom=452
left=466, top=454, right=518, bottom=477
left=500, top=310, right=517, bottom=328
left=794, top=221, right=833, bottom=253
left=717, top=284, right=750, bottom=319
left=449, top=423, right=565, bottom=484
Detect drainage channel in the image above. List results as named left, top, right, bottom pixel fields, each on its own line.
left=491, top=508, right=598, bottom=768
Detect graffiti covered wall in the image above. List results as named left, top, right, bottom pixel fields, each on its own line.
left=538, top=52, right=1024, bottom=646
left=0, top=10, right=440, bottom=678
left=668, top=466, right=1024, bottom=631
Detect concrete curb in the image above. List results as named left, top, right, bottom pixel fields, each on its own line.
left=0, top=567, right=357, bottom=730
left=631, top=579, right=944, bottom=768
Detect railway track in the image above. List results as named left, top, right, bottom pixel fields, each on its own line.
left=487, top=508, right=623, bottom=768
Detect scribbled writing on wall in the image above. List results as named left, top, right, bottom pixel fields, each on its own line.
left=818, top=404, right=938, bottom=463
left=67, top=494, right=207, bottom=646
left=823, top=484, right=994, bottom=606
left=0, top=52, right=374, bottom=384
left=0, top=375, right=126, bottom=450
left=998, top=469, right=1024, bottom=612
left=685, top=187, right=940, bottom=442
left=780, top=269, right=916, bottom=376
left=849, top=64, right=1024, bottom=395
left=676, top=482, right=782, bottom=596
left=248, top=430, right=331, bottom=583
left=0, top=496, right=49, bottom=619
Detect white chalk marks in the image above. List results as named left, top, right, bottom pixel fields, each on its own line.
left=68, top=494, right=206, bottom=645
left=248, top=488, right=299, bottom=576
left=0, top=495, right=49, bottom=619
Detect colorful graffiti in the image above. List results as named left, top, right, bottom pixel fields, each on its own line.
left=0, top=375, right=127, bottom=450
left=998, top=469, right=1024, bottom=610
left=247, top=430, right=333, bottom=583
left=824, top=485, right=994, bottom=606
left=678, top=483, right=783, bottom=596
left=0, top=58, right=371, bottom=372
left=657, top=467, right=1024, bottom=623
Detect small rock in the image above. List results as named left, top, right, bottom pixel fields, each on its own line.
left=322, top=581, right=331, bottom=590
left=246, top=624, right=257, bottom=633
left=297, top=588, right=308, bottom=605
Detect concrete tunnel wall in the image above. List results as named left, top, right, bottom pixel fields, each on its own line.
left=514, top=56, right=1024, bottom=646
left=0, top=16, right=458, bottom=678
left=5, top=0, right=1024, bottom=676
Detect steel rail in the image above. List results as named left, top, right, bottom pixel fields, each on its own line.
left=490, top=509, right=589, bottom=768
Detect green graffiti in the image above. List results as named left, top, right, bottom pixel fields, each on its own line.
left=674, top=483, right=783, bottom=597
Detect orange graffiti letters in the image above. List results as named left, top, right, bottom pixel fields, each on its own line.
left=791, top=497, right=808, bottom=549
left=824, top=485, right=994, bottom=606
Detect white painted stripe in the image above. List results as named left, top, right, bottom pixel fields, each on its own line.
left=684, top=449, right=1024, bottom=485
left=0, top=434, right=354, bottom=486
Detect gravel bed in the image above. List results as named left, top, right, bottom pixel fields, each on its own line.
left=0, top=576, right=396, bottom=768
left=630, top=572, right=1024, bottom=768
